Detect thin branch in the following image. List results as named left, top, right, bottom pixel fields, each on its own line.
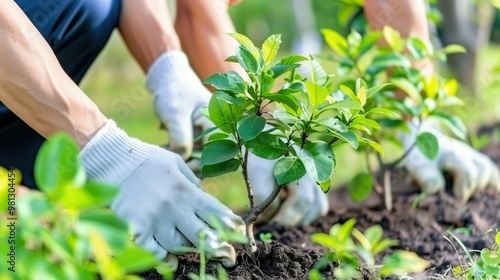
left=244, top=183, right=282, bottom=225
left=241, top=148, right=254, bottom=210
left=383, top=169, right=393, bottom=211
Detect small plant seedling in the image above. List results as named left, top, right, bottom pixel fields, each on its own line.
left=0, top=134, right=174, bottom=280
left=259, top=232, right=273, bottom=243
left=321, top=26, right=467, bottom=210
left=310, top=218, right=430, bottom=279
left=446, top=229, right=500, bottom=279
left=200, top=33, right=385, bottom=257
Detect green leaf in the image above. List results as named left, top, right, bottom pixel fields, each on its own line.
left=348, top=173, right=373, bottom=202
left=334, top=265, right=360, bottom=279
left=480, top=248, right=500, bottom=266
left=115, top=247, right=158, bottom=273
left=245, top=132, right=288, bottom=160
left=209, top=94, right=236, bottom=133
left=320, top=100, right=363, bottom=112
left=58, top=182, right=119, bottom=210
left=202, top=158, right=240, bottom=178
left=194, top=126, right=218, bottom=143
left=270, top=64, right=301, bottom=79
left=309, top=56, right=328, bottom=86
left=340, top=85, right=361, bottom=104
left=262, top=34, right=282, bottom=66
left=416, top=132, right=439, bottom=160
left=278, top=55, right=308, bottom=65
left=442, top=44, right=466, bottom=55
left=383, top=25, right=403, bottom=51
left=273, top=156, right=307, bottom=185
left=205, top=71, right=246, bottom=93
left=77, top=210, right=129, bottom=252
left=237, top=115, right=266, bottom=141
left=391, top=78, right=422, bottom=103
left=262, top=93, right=300, bottom=112
left=352, top=116, right=381, bottom=131
left=338, top=218, right=356, bottom=243
left=364, top=225, right=383, bottom=246
left=236, top=45, right=259, bottom=73
left=365, top=108, right=400, bottom=118
left=359, top=137, right=384, bottom=156
left=367, top=83, right=391, bottom=98
left=299, top=142, right=335, bottom=183
left=331, top=130, right=359, bottom=149
left=380, top=251, right=430, bottom=276
left=367, top=53, right=411, bottom=76
left=34, top=133, right=85, bottom=198
left=319, top=180, right=331, bottom=193
left=228, top=33, right=259, bottom=59
left=306, top=81, right=329, bottom=107
left=495, top=231, right=500, bottom=247
left=201, top=140, right=238, bottom=166
left=321, top=29, right=348, bottom=56
left=318, top=118, right=348, bottom=133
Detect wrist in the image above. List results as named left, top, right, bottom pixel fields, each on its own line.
left=79, top=120, right=156, bottom=186
left=145, top=51, right=196, bottom=93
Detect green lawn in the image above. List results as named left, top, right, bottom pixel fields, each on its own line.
left=80, top=31, right=500, bottom=210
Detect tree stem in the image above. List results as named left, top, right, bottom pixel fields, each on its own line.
left=242, top=149, right=254, bottom=209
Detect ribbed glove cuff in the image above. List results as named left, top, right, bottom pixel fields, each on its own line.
left=145, top=50, right=191, bottom=93
left=80, top=120, right=156, bottom=186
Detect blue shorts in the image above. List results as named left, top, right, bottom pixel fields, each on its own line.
left=0, top=0, right=122, bottom=188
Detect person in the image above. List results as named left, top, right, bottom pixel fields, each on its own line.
left=0, top=0, right=245, bottom=268
left=363, top=1, right=500, bottom=201
left=291, top=0, right=499, bottom=201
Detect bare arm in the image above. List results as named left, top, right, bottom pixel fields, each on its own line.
left=0, top=0, right=107, bottom=148
left=365, top=0, right=430, bottom=40
left=175, top=0, right=246, bottom=81
left=118, top=0, right=182, bottom=72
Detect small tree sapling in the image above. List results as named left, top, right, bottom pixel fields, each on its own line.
left=199, top=33, right=385, bottom=257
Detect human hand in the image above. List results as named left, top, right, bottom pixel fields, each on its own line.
left=247, top=153, right=329, bottom=226
left=80, top=120, right=245, bottom=268
left=400, top=119, right=500, bottom=201
left=146, top=51, right=214, bottom=160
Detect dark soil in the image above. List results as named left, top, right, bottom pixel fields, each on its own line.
left=144, top=125, right=500, bottom=279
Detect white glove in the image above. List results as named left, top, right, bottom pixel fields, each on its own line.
left=80, top=120, right=245, bottom=267
left=146, top=51, right=213, bottom=160
left=401, top=119, right=500, bottom=201
left=247, top=153, right=329, bottom=226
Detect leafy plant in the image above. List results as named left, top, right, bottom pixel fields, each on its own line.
left=446, top=229, right=500, bottom=279
left=200, top=33, right=386, bottom=257
left=310, top=218, right=430, bottom=279
left=321, top=26, right=467, bottom=209
left=0, top=134, right=174, bottom=280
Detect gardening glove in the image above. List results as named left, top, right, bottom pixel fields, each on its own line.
left=80, top=120, right=245, bottom=268
left=400, top=119, right=500, bottom=202
left=247, top=153, right=329, bottom=226
left=146, top=51, right=213, bottom=160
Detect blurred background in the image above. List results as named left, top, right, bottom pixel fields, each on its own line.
left=80, top=0, right=500, bottom=209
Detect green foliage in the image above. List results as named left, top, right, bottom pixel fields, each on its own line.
left=320, top=25, right=467, bottom=202
left=0, top=134, right=173, bottom=280
left=202, top=32, right=382, bottom=191
left=310, top=219, right=430, bottom=279
left=447, top=230, right=500, bottom=279
left=259, top=232, right=273, bottom=243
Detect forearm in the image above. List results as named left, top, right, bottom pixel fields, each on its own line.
left=365, top=0, right=430, bottom=41
left=0, top=1, right=107, bottom=148
left=175, top=0, right=246, bottom=82
left=118, top=0, right=181, bottom=72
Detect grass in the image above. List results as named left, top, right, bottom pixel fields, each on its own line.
left=80, top=31, right=500, bottom=211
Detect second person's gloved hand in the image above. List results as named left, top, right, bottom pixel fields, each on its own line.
left=146, top=51, right=214, bottom=160
left=80, top=120, right=245, bottom=268
left=247, top=152, right=329, bottom=226
left=400, top=119, right=500, bottom=201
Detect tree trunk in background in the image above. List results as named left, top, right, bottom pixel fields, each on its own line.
left=438, top=0, right=495, bottom=92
